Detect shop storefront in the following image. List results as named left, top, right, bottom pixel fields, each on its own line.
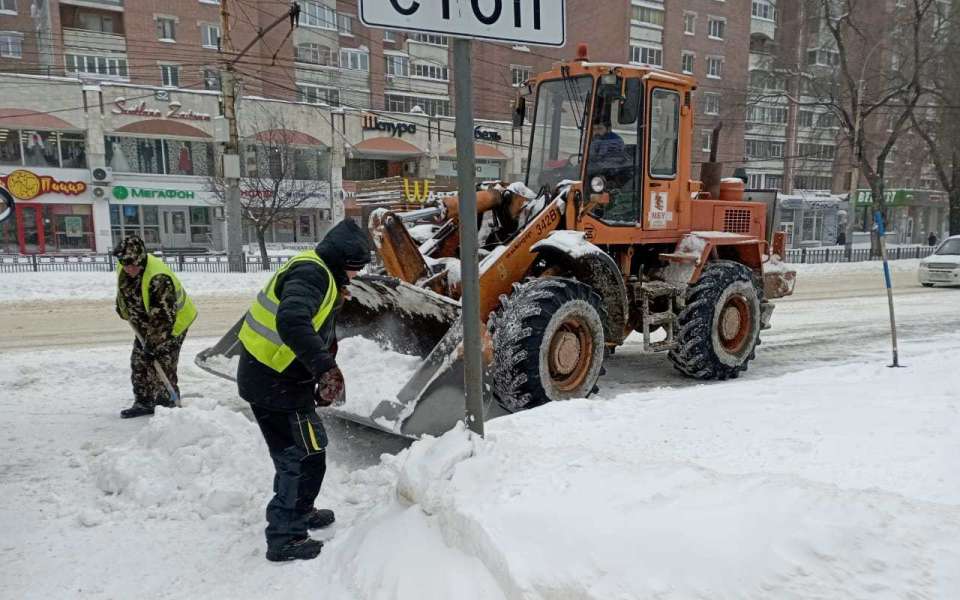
left=437, top=142, right=509, bottom=183
left=777, top=191, right=844, bottom=249
left=853, top=189, right=949, bottom=244
left=0, top=167, right=96, bottom=254
left=107, top=177, right=223, bottom=252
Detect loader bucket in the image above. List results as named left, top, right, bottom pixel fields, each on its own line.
left=195, top=274, right=505, bottom=438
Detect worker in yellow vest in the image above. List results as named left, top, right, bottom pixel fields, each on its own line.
left=237, top=219, right=371, bottom=562
left=113, top=236, right=197, bottom=418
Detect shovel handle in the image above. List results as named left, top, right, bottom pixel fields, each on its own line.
left=130, top=326, right=181, bottom=408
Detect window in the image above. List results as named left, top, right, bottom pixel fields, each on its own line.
left=339, top=48, right=369, bottom=71
left=683, top=12, right=696, bottom=34
left=797, top=143, right=836, bottom=160
left=766, top=174, right=783, bottom=189
left=798, top=110, right=814, bottom=127
left=302, top=2, right=337, bottom=30
left=384, top=30, right=397, bottom=42
left=511, top=65, right=531, bottom=87
left=201, top=23, right=219, bottom=49
left=752, top=0, right=775, bottom=20
left=630, top=45, right=662, bottom=67
left=794, top=175, right=832, bottom=191
left=190, top=207, right=212, bottom=243
left=701, top=129, right=713, bottom=153
left=156, top=17, right=176, bottom=41
left=385, top=94, right=451, bottom=116
left=681, top=52, right=694, bottom=74
left=0, top=32, right=21, bottom=58
left=707, top=56, right=723, bottom=78
left=0, top=129, right=86, bottom=168
left=650, top=89, right=680, bottom=177
left=802, top=209, right=825, bottom=240
left=77, top=12, right=115, bottom=33
left=703, top=92, right=720, bottom=115
left=410, top=33, right=447, bottom=46
left=746, top=105, right=787, bottom=124
left=708, top=17, right=725, bottom=40
left=807, top=48, right=839, bottom=66
left=817, top=112, right=837, bottom=128
left=104, top=136, right=215, bottom=176
left=297, top=83, right=340, bottom=106
left=748, top=173, right=763, bottom=188
left=744, top=139, right=783, bottom=159
left=337, top=13, right=352, bottom=35
left=65, top=53, right=128, bottom=79
left=413, top=63, right=448, bottom=81
left=0, top=0, right=16, bottom=13
left=160, top=64, right=180, bottom=87
left=296, top=43, right=332, bottom=66
left=385, top=54, right=409, bottom=77
left=203, top=68, right=220, bottom=90
left=632, top=5, right=664, bottom=27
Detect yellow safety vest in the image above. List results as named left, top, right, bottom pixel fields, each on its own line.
left=238, top=250, right=338, bottom=373
left=116, top=255, right=198, bottom=337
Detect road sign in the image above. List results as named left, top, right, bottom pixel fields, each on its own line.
left=359, top=0, right=566, bottom=47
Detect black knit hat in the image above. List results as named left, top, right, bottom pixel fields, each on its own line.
left=315, top=219, right=372, bottom=272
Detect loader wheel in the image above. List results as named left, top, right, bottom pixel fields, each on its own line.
left=668, top=261, right=762, bottom=381
left=490, top=277, right=606, bottom=412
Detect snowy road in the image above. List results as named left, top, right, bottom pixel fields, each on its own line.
left=1, top=263, right=959, bottom=599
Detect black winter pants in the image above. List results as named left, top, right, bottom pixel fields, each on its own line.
left=251, top=405, right=328, bottom=551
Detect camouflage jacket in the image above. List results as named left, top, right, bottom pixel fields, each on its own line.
left=116, top=273, right=179, bottom=352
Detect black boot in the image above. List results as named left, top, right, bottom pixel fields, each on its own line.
left=265, top=537, right=323, bottom=562
left=306, top=508, right=335, bottom=530
left=120, top=401, right=154, bottom=419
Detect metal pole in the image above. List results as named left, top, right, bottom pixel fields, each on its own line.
left=874, top=211, right=901, bottom=367
left=452, top=38, right=484, bottom=437
left=220, top=1, right=244, bottom=271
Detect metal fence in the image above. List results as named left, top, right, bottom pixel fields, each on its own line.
left=0, top=244, right=937, bottom=274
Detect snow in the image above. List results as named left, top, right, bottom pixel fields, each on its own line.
left=0, top=271, right=268, bottom=304
left=4, top=268, right=960, bottom=598
left=335, top=336, right=422, bottom=425
left=532, top=229, right=600, bottom=258
left=791, top=258, right=922, bottom=274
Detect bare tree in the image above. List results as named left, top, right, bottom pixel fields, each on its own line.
left=209, top=112, right=331, bottom=268
left=908, top=1, right=960, bottom=237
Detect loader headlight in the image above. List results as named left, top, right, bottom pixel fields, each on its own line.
left=590, top=176, right=606, bottom=194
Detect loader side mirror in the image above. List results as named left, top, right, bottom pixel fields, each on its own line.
left=618, top=79, right=642, bottom=125
left=513, top=97, right=526, bottom=128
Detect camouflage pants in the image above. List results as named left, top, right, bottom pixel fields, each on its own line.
left=131, top=334, right=185, bottom=406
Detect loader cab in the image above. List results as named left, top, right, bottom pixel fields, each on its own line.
left=522, top=62, right=694, bottom=240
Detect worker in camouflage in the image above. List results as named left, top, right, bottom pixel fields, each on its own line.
left=113, top=235, right=196, bottom=418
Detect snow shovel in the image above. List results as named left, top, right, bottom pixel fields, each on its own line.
left=130, top=325, right=181, bottom=408
left=195, top=274, right=505, bottom=437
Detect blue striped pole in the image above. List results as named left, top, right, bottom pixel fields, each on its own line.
left=874, top=211, right=901, bottom=367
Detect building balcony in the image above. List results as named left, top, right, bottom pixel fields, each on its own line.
left=59, top=0, right=123, bottom=10
left=750, top=16, right=776, bottom=41
left=63, top=28, right=127, bottom=54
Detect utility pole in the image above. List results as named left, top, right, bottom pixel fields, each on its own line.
left=452, top=38, right=484, bottom=437
left=220, top=0, right=244, bottom=271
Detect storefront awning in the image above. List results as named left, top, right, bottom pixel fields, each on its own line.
left=441, top=143, right=508, bottom=160
left=114, top=120, right=211, bottom=138
left=254, top=129, right=324, bottom=146
left=0, top=108, right=78, bottom=130
left=352, top=137, right=424, bottom=160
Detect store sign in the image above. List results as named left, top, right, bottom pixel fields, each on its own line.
left=0, top=169, right=87, bottom=201
left=474, top=126, right=502, bottom=142
left=111, top=185, right=196, bottom=200
left=111, top=97, right=212, bottom=122
left=362, top=113, right=416, bottom=137
left=854, top=189, right=948, bottom=207
left=0, top=186, right=13, bottom=224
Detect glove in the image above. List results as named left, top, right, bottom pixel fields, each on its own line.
left=314, top=367, right=345, bottom=408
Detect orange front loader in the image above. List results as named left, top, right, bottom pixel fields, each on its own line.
left=198, top=48, right=796, bottom=437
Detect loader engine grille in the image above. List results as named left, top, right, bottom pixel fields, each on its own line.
left=722, top=208, right=752, bottom=234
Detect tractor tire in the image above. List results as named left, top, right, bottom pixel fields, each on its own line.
left=490, top=277, right=607, bottom=412
left=668, top=260, right=762, bottom=381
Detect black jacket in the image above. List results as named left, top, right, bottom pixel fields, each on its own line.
left=237, top=219, right=371, bottom=411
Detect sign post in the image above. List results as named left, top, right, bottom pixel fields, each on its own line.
left=359, top=0, right=565, bottom=437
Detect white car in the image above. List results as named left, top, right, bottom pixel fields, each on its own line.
left=919, top=235, right=960, bottom=287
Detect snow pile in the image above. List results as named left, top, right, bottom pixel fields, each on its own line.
left=92, top=403, right=270, bottom=519
left=532, top=229, right=601, bottom=258
left=792, top=258, right=921, bottom=274
left=336, top=336, right=422, bottom=418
